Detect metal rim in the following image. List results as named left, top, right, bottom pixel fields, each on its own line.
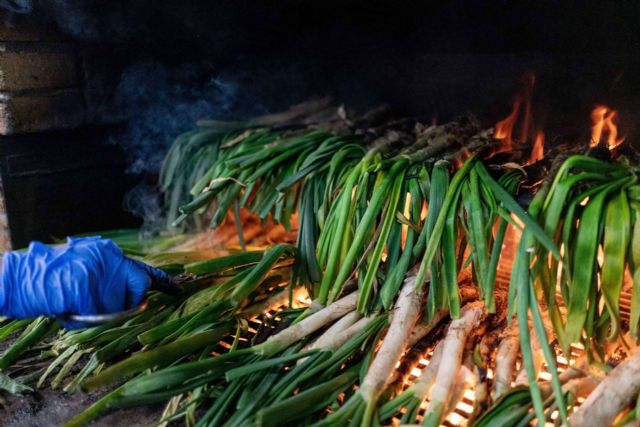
left=60, top=298, right=150, bottom=325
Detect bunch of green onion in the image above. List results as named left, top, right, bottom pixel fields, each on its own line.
left=2, top=105, right=639, bottom=427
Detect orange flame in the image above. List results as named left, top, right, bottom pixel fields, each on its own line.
left=453, top=146, right=472, bottom=169
left=529, top=131, right=544, bottom=164
left=590, top=105, right=624, bottom=149
left=494, top=97, right=523, bottom=151
left=494, top=73, right=536, bottom=155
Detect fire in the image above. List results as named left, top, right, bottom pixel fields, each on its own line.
left=590, top=105, right=624, bottom=149
left=529, top=131, right=544, bottom=164
left=494, top=95, right=544, bottom=165
left=453, top=146, right=472, bottom=169
left=494, top=97, right=522, bottom=151
left=493, top=73, right=540, bottom=162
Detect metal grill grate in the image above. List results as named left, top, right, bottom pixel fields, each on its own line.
left=387, top=287, right=634, bottom=426
left=206, top=277, right=631, bottom=426
left=212, top=287, right=310, bottom=355
left=389, top=341, right=588, bottom=426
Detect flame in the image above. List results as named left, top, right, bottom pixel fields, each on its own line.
left=494, top=97, right=522, bottom=151
left=529, top=131, right=544, bottom=164
left=494, top=73, right=537, bottom=155
left=452, top=146, right=472, bottom=169
left=590, top=105, right=624, bottom=149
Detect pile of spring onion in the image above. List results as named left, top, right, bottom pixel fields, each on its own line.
left=1, top=102, right=639, bottom=427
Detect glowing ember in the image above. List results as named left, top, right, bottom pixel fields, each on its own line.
left=590, top=104, right=624, bottom=149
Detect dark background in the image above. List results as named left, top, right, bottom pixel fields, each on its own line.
left=1, top=0, right=639, bottom=246
left=28, top=0, right=640, bottom=131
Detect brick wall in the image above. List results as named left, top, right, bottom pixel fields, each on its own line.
left=0, top=14, right=143, bottom=250
left=0, top=14, right=84, bottom=135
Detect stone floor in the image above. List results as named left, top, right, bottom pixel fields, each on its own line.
left=2, top=389, right=163, bottom=427
left=0, top=333, right=165, bottom=427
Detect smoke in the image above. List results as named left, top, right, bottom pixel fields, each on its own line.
left=112, top=62, right=245, bottom=174
left=122, top=184, right=163, bottom=234
left=20, top=0, right=273, bottom=48
left=27, top=1, right=133, bottom=42
left=109, top=61, right=269, bottom=230
left=0, top=0, right=32, bottom=14
left=42, top=0, right=101, bottom=40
